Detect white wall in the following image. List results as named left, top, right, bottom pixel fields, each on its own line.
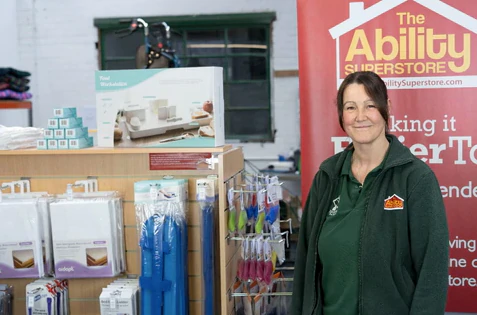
left=0, top=0, right=30, bottom=127
left=14, top=0, right=300, bottom=164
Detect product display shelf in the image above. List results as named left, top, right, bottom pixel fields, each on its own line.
left=0, top=100, right=33, bottom=126
left=0, top=145, right=244, bottom=315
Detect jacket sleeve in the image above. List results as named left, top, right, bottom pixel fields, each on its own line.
left=407, top=170, right=449, bottom=315
left=291, top=172, right=321, bottom=315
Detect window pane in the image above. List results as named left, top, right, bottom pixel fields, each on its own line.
left=227, top=109, right=271, bottom=136
left=186, top=30, right=225, bottom=55
left=103, top=59, right=136, bottom=70
left=103, top=30, right=143, bottom=58
left=228, top=56, right=267, bottom=80
left=227, top=82, right=268, bottom=108
left=227, top=28, right=267, bottom=53
left=184, top=57, right=225, bottom=68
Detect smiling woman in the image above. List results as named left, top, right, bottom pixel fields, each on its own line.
left=291, top=71, right=449, bottom=315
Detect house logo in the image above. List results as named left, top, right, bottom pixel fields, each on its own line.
left=384, top=194, right=404, bottom=210
left=329, top=0, right=477, bottom=89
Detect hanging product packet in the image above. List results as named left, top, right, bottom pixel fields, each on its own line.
left=227, top=188, right=237, bottom=234
left=237, top=188, right=248, bottom=232
left=0, top=190, right=49, bottom=279
left=236, top=237, right=247, bottom=281
left=134, top=179, right=189, bottom=315
left=50, top=185, right=125, bottom=278
left=263, top=239, right=274, bottom=286
left=242, top=237, right=251, bottom=281
left=0, top=284, right=13, bottom=315
left=255, top=236, right=265, bottom=283
left=269, top=220, right=286, bottom=266
left=254, top=189, right=266, bottom=234
left=196, top=177, right=218, bottom=315
left=245, top=183, right=257, bottom=223
left=248, top=237, right=258, bottom=282
left=265, top=176, right=282, bottom=226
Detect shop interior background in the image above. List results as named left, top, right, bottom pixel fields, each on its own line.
left=0, top=1, right=471, bottom=314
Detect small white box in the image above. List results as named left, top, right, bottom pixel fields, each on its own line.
left=53, top=107, right=77, bottom=118
left=44, top=130, right=54, bottom=139
left=47, top=139, right=58, bottom=150
left=37, top=139, right=48, bottom=150
left=48, top=118, right=59, bottom=129
left=54, top=129, right=65, bottom=139
left=68, top=137, right=93, bottom=149
left=59, top=117, right=83, bottom=129
left=65, top=127, right=89, bottom=139
left=58, top=139, right=69, bottom=150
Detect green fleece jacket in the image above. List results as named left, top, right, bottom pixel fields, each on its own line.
left=291, top=134, right=449, bottom=315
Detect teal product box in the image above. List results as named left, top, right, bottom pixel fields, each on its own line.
left=68, top=137, right=93, bottom=149
left=48, top=118, right=59, bottom=129
left=37, top=139, right=48, bottom=150
left=54, top=129, right=65, bottom=139
left=53, top=107, right=77, bottom=118
left=65, top=127, right=89, bottom=139
left=47, top=139, right=58, bottom=150
left=58, top=139, right=69, bottom=150
left=44, top=129, right=54, bottom=139
left=59, top=117, right=83, bottom=129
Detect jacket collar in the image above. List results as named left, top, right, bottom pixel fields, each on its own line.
left=320, top=134, right=415, bottom=179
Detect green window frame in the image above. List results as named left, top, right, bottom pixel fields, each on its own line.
left=94, top=12, right=276, bottom=142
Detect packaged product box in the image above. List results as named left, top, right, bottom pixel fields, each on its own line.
left=95, top=67, right=224, bottom=148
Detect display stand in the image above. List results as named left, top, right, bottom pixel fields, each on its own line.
left=0, top=100, right=33, bottom=126
left=0, top=145, right=244, bottom=315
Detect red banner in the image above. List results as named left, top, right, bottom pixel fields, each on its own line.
left=298, top=0, right=477, bottom=312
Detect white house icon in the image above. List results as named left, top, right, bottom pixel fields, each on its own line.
left=328, top=0, right=477, bottom=89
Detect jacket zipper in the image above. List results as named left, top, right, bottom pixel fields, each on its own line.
left=357, top=159, right=413, bottom=314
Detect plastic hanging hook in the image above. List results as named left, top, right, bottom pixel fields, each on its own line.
left=149, top=184, right=158, bottom=202
left=66, top=184, right=73, bottom=201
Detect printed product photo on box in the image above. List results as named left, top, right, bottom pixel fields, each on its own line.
left=95, top=67, right=224, bottom=148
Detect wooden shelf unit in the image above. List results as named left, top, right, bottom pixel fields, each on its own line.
left=0, top=145, right=244, bottom=315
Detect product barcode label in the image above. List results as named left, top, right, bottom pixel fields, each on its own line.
left=59, top=140, right=67, bottom=146
left=55, top=130, right=62, bottom=135
left=67, top=130, right=74, bottom=136
left=71, top=140, right=78, bottom=146
left=60, top=120, right=67, bottom=126
left=39, top=140, right=45, bottom=146
left=49, top=120, right=56, bottom=126
left=55, top=109, right=62, bottom=115
left=48, top=140, right=56, bottom=145
left=45, top=130, right=52, bottom=136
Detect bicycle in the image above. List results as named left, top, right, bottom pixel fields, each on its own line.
left=115, top=18, right=181, bottom=69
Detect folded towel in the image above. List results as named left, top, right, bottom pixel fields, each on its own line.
left=0, top=74, right=30, bottom=87
left=0, top=89, right=32, bottom=100
left=0, top=82, right=29, bottom=92
left=0, top=67, right=31, bottom=78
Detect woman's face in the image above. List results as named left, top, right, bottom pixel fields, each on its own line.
left=342, top=83, right=387, bottom=145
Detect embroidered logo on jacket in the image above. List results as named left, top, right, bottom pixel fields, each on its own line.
left=384, top=194, right=404, bottom=210
left=329, top=196, right=340, bottom=216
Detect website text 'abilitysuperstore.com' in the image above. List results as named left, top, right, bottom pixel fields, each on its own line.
left=384, top=77, right=464, bottom=88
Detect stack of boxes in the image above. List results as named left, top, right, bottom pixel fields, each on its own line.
left=37, top=107, right=93, bottom=150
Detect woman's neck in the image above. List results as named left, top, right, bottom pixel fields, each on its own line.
left=351, top=135, right=390, bottom=183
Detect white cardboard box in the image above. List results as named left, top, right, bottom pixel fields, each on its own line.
left=95, top=67, right=224, bottom=148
